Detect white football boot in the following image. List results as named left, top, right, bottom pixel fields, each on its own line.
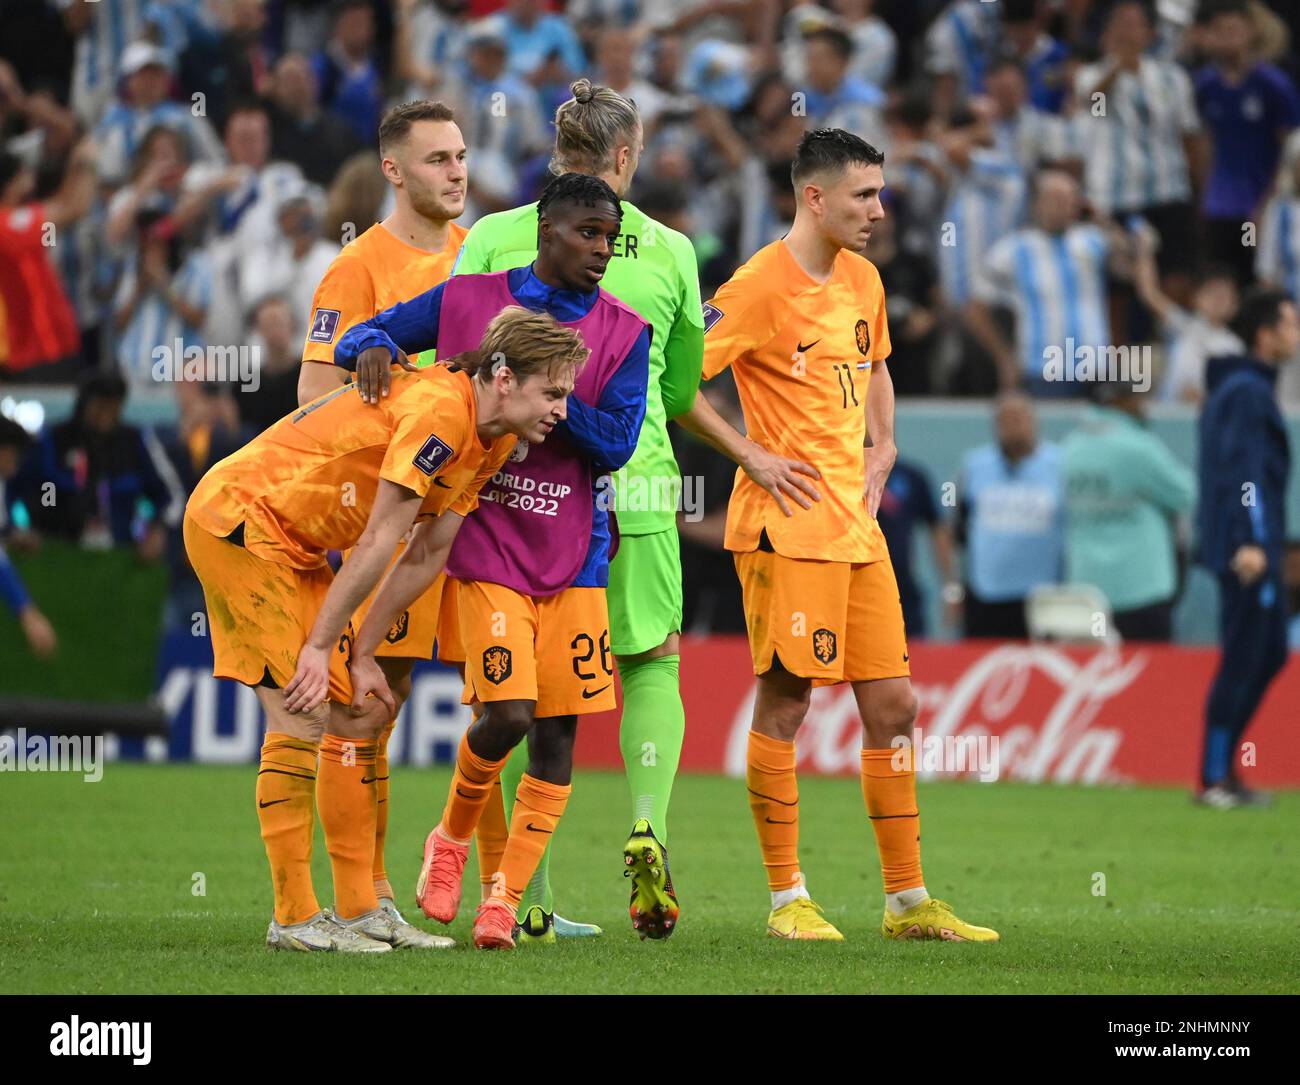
left=332, top=906, right=455, bottom=949
left=266, top=911, right=392, bottom=952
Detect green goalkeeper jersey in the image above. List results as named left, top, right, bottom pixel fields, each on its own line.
left=452, top=200, right=704, bottom=535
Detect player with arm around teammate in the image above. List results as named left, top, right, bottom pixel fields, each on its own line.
left=183, top=307, right=585, bottom=951
left=344, top=172, right=651, bottom=949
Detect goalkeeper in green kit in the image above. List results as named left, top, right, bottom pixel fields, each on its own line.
left=450, top=79, right=703, bottom=941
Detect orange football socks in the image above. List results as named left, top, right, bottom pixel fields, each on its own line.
left=440, top=730, right=507, bottom=843
left=860, top=748, right=924, bottom=893
left=318, top=734, right=380, bottom=920
left=495, top=774, right=571, bottom=909
left=475, top=780, right=509, bottom=896
left=746, top=730, right=801, bottom=891
left=371, top=720, right=395, bottom=902
left=256, top=732, right=321, bottom=926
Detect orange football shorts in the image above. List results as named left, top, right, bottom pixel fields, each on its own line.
left=732, top=549, right=910, bottom=686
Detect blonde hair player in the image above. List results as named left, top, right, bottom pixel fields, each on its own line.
left=185, top=307, right=584, bottom=952
left=294, top=100, right=469, bottom=939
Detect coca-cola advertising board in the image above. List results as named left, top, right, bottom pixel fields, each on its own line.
left=572, top=637, right=1300, bottom=787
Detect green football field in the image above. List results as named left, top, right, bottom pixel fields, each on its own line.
left=1, top=764, right=1297, bottom=994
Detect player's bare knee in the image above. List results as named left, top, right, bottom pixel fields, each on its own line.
left=754, top=666, right=811, bottom=741
left=867, top=687, right=918, bottom=741
left=292, top=701, right=329, bottom=744
left=379, top=660, right=413, bottom=710
left=472, top=699, right=535, bottom=758
left=328, top=698, right=388, bottom=741
left=527, top=715, right=576, bottom=783
left=257, top=687, right=327, bottom=743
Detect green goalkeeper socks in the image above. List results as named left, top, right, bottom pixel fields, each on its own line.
left=498, top=654, right=685, bottom=915
left=617, top=654, right=685, bottom=842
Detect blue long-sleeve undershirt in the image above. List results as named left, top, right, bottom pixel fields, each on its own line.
left=333, top=264, right=650, bottom=586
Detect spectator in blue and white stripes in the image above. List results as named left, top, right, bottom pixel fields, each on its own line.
left=184, top=101, right=303, bottom=346
left=111, top=208, right=213, bottom=392
left=61, top=0, right=150, bottom=125
left=1255, top=128, right=1300, bottom=303
left=94, top=41, right=225, bottom=186
left=800, top=25, right=885, bottom=139
left=999, top=0, right=1072, bottom=116
left=967, top=168, right=1117, bottom=395
left=399, top=0, right=470, bottom=100
left=985, top=59, right=1076, bottom=176
left=1072, top=0, right=1204, bottom=305
left=925, top=0, right=1001, bottom=118
left=499, top=0, right=588, bottom=83
left=936, top=103, right=1027, bottom=310
left=312, top=0, right=386, bottom=144
left=452, top=19, right=548, bottom=214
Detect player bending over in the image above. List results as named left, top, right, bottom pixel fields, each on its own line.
left=184, top=307, right=584, bottom=952
left=680, top=128, right=999, bottom=943
left=344, top=172, right=650, bottom=949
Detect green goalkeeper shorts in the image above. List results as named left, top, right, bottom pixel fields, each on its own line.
left=607, top=528, right=683, bottom=657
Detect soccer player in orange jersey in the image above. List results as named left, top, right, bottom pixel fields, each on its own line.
left=681, top=129, right=999, bottom=942
left=184, top=308, right=585, bottom=951
left=295, top=100, right=475, bottom=931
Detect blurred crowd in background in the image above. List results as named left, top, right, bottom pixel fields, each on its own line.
left=2, top=0, right=1300, bottom=657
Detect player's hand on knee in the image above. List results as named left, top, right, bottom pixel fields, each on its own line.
left=741, top=442, right=821, bottom=517
left=349, top=653, right=395, bottom=717
left=284, top=644, right=330, bottom=713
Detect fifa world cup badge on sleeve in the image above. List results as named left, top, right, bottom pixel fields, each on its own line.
left=308, top=308, right=341, bottom=343
left=413, top=434, right=454, bottom=475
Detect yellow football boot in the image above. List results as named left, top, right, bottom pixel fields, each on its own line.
left=881, top=898, right=999, bottom=942
left=766, top=897, right=844, bottom=941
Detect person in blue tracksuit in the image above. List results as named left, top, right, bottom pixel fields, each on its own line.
left=1196, top=288, right=1297, bottom=808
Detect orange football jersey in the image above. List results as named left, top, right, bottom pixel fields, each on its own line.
left=701, top=239, right=892, bottom=563
left=187, top=365, right=514, bottom=569
left=301, top=220, right=468, bottom=366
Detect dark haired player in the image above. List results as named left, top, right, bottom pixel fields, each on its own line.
left=342, top=172, right=651, bottom=948
left=681, top=129, right=999, bottom=942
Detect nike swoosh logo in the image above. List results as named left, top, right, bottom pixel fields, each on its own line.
left=796, top=338, right=821, bottom=353
left=526, top=822, right=553, bottom=834
left=433, top=477, right=452, bottom=488
left=361, top=776, right=377, bottom=784
left=765, top=817, right=796, bottom=824
left=258, top=798, right=291, bottom=808
left=747, top=787, right=798, bottom=807
left=581, top=684, right=612, bottom=699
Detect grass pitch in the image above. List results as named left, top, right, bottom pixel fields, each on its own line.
left=1, top=764, right=1296, bottom=994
